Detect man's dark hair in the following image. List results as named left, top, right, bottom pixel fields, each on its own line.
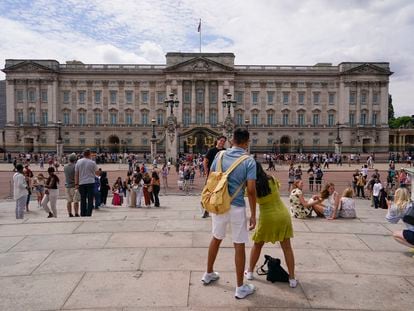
left=233, top=128, right=249, bottom=145
left=217, top=135, right=227, bottom=141
left=83, top=148, right=91, bottom=156
left=16, top=163, right=24, bottom=172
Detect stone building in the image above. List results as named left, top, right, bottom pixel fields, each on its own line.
left=2, top=53, right=393, bottom=156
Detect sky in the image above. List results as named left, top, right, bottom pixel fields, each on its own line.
left=0, top=0, right=413, bottom=116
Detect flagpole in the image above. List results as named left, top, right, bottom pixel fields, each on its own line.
left=199, top=19, right=202, bottom=53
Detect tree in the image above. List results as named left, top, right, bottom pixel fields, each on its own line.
left=388, top=94, right=394, bottom=121
left=389, top=116, right=412, bottom=129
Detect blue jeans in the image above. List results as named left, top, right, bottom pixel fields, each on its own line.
left=94, top=191, right=101, bottom=208
left=79, top=183, right=95, bottom=216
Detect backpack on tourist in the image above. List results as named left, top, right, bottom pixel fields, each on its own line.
left=201, top=151, right=249, bottom=215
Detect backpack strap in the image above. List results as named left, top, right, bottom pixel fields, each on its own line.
left=256, top=256, right=269, bottom=275
left=216, top=151, right=226, bottom=173
left=224, top=155, right=250, bottom=176
left=226, top=155, right=250, bottom=200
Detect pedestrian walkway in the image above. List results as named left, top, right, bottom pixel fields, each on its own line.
left=0, top=196, right=413, bottom=310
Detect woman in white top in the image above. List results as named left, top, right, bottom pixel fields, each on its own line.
left=385, top=187, right=414, bottom=247
left=330, top=187, right=356, bottom=219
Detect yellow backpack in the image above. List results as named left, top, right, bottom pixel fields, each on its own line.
left=201, top=151, right=250, bottom=214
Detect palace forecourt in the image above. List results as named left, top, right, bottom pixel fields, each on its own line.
left=0, top=192, right=413, bottom=310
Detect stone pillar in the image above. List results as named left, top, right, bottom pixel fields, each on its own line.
left=205, top=81, right=209, bottom=124
left=176, top=80, right=183, bottom=124
left=191, top=81, right=196, bottom=124
left=5, top=79, right=15, bottom=124
left=36, top=79, right=42, bottom=122
left=218, top=81, right=224, bottom=124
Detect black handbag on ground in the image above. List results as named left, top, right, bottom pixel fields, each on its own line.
left=256, top=254, right=289, bottom=283
left=402, top=202, right=414, bottom=225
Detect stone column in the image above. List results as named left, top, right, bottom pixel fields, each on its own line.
left=218, top=81, right=224, bottom=124
left=5, top=79, right=15, bottom=124
left=191, top=81, right=196, bottom=124
left=49, top=79, right=59, bottom=123
left=176, top=80, right=183, bottom=124
left=204, top=81, right=209, bottom=124
left=134, top=81, right=141, bottom=125
left=36, top=79, right=42, bottom=122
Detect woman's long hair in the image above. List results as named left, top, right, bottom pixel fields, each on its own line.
left=320, top=182, right=335, bottom=200
left=394, top=187, right=410, bottom=211
left=256, top=161, right=272, bottom=198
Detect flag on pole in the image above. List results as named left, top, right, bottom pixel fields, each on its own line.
left=197, top=19, right=201, bottom=32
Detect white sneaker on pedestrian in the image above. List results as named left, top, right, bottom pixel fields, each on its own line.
left=289, top=278, right=298, bottom=288
left=235, top=283, right=255, bottom=299
left=244, top=270, right=254, bottom=280
left=201, top=271, right=220, bottom=285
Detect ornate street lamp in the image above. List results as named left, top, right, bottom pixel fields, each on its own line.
left=164, top=92, right=179, bottom=115
left=334, top=122, right=343, bottom=156
left=222, top=92, right=237, bottom=115
left=56, top=120, right=63, bottom=158
left=151, top=118, right=157, bottom=163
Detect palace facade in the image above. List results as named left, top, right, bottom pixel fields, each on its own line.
left=2, top=52, right=393, bottom=155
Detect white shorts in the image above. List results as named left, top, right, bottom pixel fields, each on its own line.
left=211, top=206, right=248, bottom=244
left=66, top=188, right=80, bottom=203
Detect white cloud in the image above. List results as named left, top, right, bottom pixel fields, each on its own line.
left=0, top=0, right=413, bottom=115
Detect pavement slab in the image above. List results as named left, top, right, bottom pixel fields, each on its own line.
left=0, top=250, right=51, bottom=276
left=33, top=248, right=145, bottom=274
left=188, top=271, right=311, bottom=308
left=141, top=247, right=236, bottom=271
left=0, top=193, right=412, bottom=310
left=299, top=273, right=413, bottom=310
left=0, top=273, right=83, bottom=311
left=0, top=222, right=80, bottom=236
left=63, top=271, right=189, bottom=309
left=329, top=249, right=414, bottom=276
left=0, top=236, right=24, bottom=252
left=357, top=234, right=409, bottom=252
left=9, top=233, right=111, bottom=252
left=305, top=221, right=391, bottom=235
left=292, top=232, right=370, bottom=250
left=74, top=219, right=157, bottom=233
left=106, top=231, right=193, bottom=248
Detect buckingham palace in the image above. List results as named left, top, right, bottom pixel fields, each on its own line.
left=2, top=52, right=392, bottom=156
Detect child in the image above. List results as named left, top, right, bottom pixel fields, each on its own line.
left=337, top=188, right=357, bottom=219
left=112, top=184, right=122, bottom=206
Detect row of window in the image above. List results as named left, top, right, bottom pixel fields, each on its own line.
left=15, top=89, right=381, bottom=107
left=16, top=110, right=379, bottom=127
left=15, top=89, right=48, bottom=103
left=64, top=137, right=333, bottom=147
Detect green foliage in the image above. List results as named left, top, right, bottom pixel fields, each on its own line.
left=388, top=94, right=394, bottom=120
left=389, top=116, right=413, bottom=129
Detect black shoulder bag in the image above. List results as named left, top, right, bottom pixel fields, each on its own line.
left=256, top=254, right=289, bottom=283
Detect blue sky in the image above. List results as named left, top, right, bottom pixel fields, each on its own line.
left=1, top=0, right=413, bottom=116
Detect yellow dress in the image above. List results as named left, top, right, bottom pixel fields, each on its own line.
left=252, top=178, right=293, bottom=243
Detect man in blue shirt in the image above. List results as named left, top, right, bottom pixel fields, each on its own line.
left=201, top=128, right=257, bottom=299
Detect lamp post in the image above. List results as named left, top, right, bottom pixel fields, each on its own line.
left=222, top=92, right=237, bottom=115
left=245, top=118, right=250, bottom=153
left=334, top=122, right=343, bottom=158
left=56, top=120, right=63, bottom=159
left=165, top=92, right=180, bottom=163
left=222, top=93, right=237, bottom=143
left=164, top=92, right=179, bottom=115
left=151, top=118, right=157, bottom=163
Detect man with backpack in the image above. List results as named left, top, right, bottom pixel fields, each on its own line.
left=202, top=135, right=227, bottom=218
left=201, top=128, right=257, bottom=299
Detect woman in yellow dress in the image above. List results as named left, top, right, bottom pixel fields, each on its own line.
left=245, top=162, right=297, bottom=288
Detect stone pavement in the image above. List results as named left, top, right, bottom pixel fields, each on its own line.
left=0, top=195, right=413, bottom=310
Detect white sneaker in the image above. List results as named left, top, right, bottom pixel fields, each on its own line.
left=201, top=272, right=220, bottom=285
left=235, top=283, right=255, bottom=299
left=244, top=270, right=254, bottom=280
left=289, top=278, right=298, bottom=288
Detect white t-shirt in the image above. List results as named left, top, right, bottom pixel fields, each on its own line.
left=372, top=182, right=383, bottom=197
left=13, top=172, right=28, bottom=200
left=75, top=158, right=98, bottom=185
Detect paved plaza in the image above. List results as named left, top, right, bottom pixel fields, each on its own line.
left=0, top=193, right=413, bottom=310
